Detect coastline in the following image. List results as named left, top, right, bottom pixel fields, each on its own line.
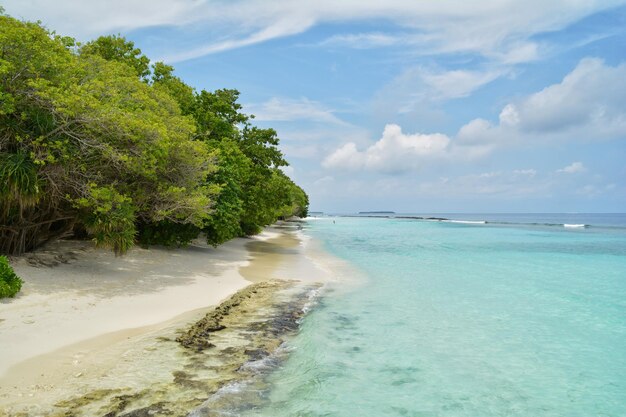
left=0, top=222, right=333, bottom=416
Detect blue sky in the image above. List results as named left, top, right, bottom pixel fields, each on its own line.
left=5, top=0, right=626, bottom=213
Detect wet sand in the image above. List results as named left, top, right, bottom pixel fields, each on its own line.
left=0, top=222, right=332, bottom=416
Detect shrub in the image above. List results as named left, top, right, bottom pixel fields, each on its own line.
left=0, top=255, right=23, bottom=298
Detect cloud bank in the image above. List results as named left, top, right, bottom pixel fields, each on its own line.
left=323, top=124, right=449, bottom=173
left=4, top=0, right=624, bottom=62
left=325, top=58, right=626, bottom=173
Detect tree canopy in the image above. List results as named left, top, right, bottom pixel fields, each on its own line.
left=0, top=15, right=308, bottom=255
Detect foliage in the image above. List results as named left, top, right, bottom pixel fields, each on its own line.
left=0, top=151, right=40, bottom=208
left=0, top=13, right=309, bottom=256
left=0, top=255, right=23, bottom=298
left=193, top=89, right=249, bottom=141
left=202, top=138, right=248, bottom=246
left=151, top=62, right=196, bottom=115
left=81, top=35, right=151, bottom=79
left=78, top=185, right=137, bottom=256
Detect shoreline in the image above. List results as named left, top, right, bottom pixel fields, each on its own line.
left=0, top=222, right=334, bottom=415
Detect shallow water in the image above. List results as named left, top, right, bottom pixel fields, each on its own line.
left=0, top=281, right=320, bottom=417
left=240, top=215, right=626, bottom=416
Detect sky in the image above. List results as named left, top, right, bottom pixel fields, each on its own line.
left=4, top=0, right=626, bottom=213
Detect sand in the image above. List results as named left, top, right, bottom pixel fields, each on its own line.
left=0, top=222, right=334, bottom=413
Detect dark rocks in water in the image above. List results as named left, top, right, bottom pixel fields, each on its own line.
left=176, top=281, right=286, bottom=351
left=394, top=216, right=450, bottom=221
left=172, top=370, right=209, bottom=390
left=102, top=394, right=134, bottom=417
left=244, top=348, right=270, bottom=361
left=268, top=310, right=303, bottom=334
left=55, top=388, right=124, bottom=409
left=50, top=280, right=321, bottom=417
left=118, top=402, right=172, bottom=417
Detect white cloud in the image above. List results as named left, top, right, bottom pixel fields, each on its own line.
left=319, top=32, right=401, bottom=49
left=246, top=97, right=348, bottom=125
left=499, top=104, right=521, bottom=127
left=323, top=143, right=362, bottom=170
left=492, top=42, right=541, bottom=64
left=326, top=58, right=626, bottom=173
left=557, top=162, right=587, bottom=174
left=510, top=58, right=626, bottom=135
left=323, top=124, right=450, bottom=173
left=4, top=0, right=624, bottom=62
left=372, top=66, right=507, bottom=118
left=3, top=0, right=204, bottom=37
left=456, top=58, right=626, bottom=147
left=163, top=17, right=316, bottom=62
left=419, top=68, right=506, bottom=100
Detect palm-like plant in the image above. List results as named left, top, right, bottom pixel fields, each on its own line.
left=0, top=152, right=40, bottom=222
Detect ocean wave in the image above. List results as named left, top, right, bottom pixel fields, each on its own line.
left=442, top=220, right=487, bottom=225
left=380, top=216, right=610, bottom=230
left=301, top=285, right=322, bottom=315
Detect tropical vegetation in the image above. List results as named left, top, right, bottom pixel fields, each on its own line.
left=0, top=255, right=22, bottom=298
left=0, top=11, right=309, bottom=263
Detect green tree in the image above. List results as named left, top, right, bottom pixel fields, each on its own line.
left=0, top=13, right=308, bottom=256
left=81, top=34, right=151, bottom=79
left=193, top=89, right=249, bottom=141
left=0, top=15, right=216, bottom=255
left=151, top=62, right=196, bottom=115
left=202, top=138, right=249, bottom=245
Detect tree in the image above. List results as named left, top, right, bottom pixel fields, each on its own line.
left=81, top=35, right=150, bottom=79
left=151, top=62, right=196, bottom=115
left=0, top=16, right=216, bottom=255
left=0, top=14, right=308, bottom=256
left=193, top=89, right=249, bottom=142
left=202, top=138, right=249, bottom=246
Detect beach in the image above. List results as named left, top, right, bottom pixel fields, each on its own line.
left=0, top=222, right=331, bottom=416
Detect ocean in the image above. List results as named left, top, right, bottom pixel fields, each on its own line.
left=242, top=214, right=626, bottom=416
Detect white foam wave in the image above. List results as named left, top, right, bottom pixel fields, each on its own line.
left=188, top=381, right=250, bottom=416
left=564, top=224, right=586, bottom=228
left=239, top=354, right=280, bottom=372
left=443, top=220, right=487, bottom=224
left=301, top=286, right=322, bottom=315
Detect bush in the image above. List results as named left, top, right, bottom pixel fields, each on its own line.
left=0, top=255, right=23, bottom=298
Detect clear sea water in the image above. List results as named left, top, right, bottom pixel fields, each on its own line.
left=244, top=214, right=626, bottom=417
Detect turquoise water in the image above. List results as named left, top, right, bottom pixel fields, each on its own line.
left=245, top=216, right=626, bottom=416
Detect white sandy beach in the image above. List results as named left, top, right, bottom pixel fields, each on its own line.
left=0, top=223, right=334, bottom=414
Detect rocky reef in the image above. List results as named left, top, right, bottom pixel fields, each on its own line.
left=5, top=280, right=321, bottom=417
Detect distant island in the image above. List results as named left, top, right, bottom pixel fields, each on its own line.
left=358, top=211, right=396, bottom=214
